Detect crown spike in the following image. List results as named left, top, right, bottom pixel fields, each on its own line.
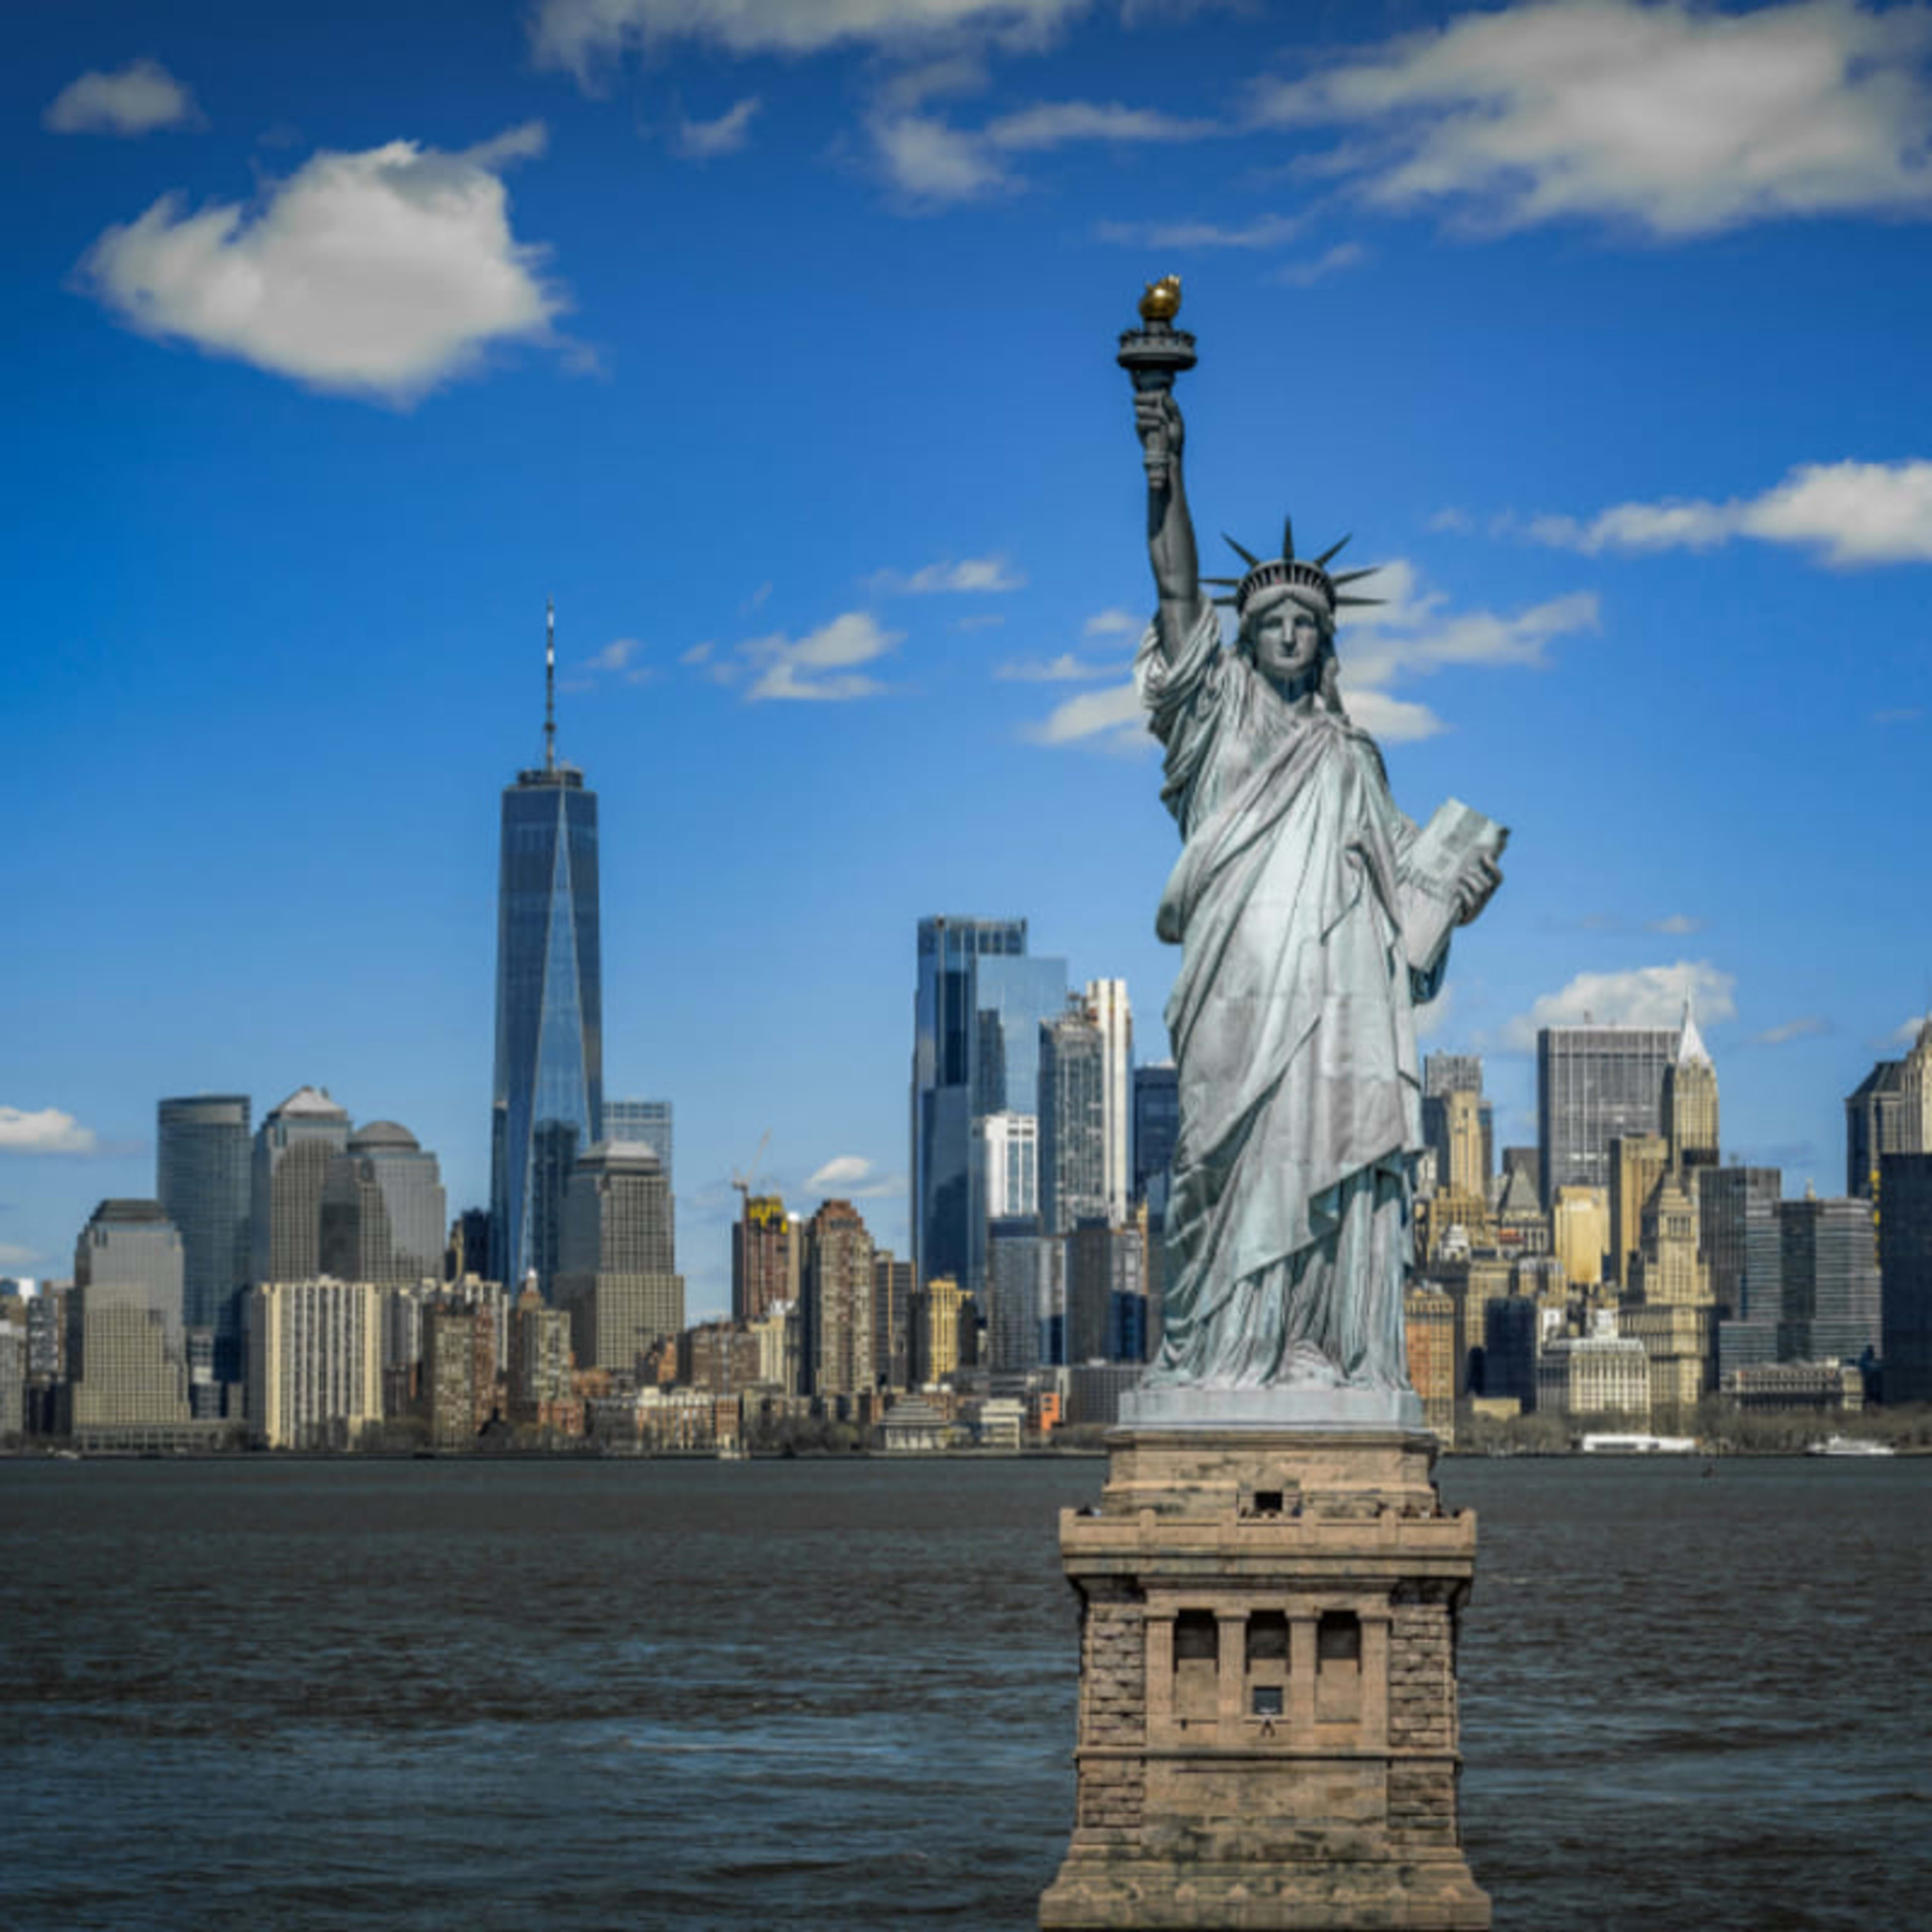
left=1334, top=595, right=1384, bottom=608
left=1331, top=566, right=1380, bottom=586
left=1282, top=516, right=1296, bottom=561
left=1223, top=534, right=1261, bottom=568
left=1314, top=534, right=1351, bottom=567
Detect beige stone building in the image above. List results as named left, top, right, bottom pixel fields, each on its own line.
left=1663, top=1007, right=1720, bottom=1173
left=1537, top=1313, right=1651, bottom=1426
left=1552, top=1185, right=1608, bottom=1291
left=554, top=1142, right=684, bottom=1374
left=249, top=1276, right=384, bottom=1449
left=68, top=1201, right=191, bottom=1442
left=1609, top=1133, right=1669, bottom=1292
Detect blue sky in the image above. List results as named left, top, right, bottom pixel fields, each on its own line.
left=6, top=0, right=1930, bottom=1315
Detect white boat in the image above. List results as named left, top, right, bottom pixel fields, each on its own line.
left=1580, top=1432, right=1699, bottom=1455
left=1806, top=1434, right=1895, bottom=1458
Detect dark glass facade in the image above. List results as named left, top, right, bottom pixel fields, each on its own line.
left=156, top=1095, right=251, bottom=1353
left=491, top=768, right=603, bottom=1293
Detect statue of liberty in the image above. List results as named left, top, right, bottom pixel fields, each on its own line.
left=1124, top=282, right=1504, bottom=1404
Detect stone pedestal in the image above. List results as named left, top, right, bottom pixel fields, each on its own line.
left=1038, top=1424, right=1490, bottom=1930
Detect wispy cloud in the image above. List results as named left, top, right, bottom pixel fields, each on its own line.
left=1248, top=0, right=1932, bottom=237
left=45, top=58, right=204, bottom=136
left=804, top=1153, right=907, bottom=1201
left=1753, top=1015, right=1830, bottom=1047
left=580, top=637, right=652, bottom=684
left=1493, top=961, right=1736, bottom=1052
left=868, top=554, right=1024, bottom=595
left=1266, top=241, right=1369, bottom=288
left=1872, top=705, right=1923, bottom=725
left=736, top=610, right=903, bottom=702
left=1648, top=913, right=1703, bottom=936
left=1525, top=460, right=1932, bottom=567
left=1096, top=212, right=1304, bottom=250
left=0, top=1242, right=39, bottom=1268
left=1084, top=608, right=1142, bottom=637
left=673, top=95, right=762, bottom=159
left=996, top=653, right=1118, bottom=682
left=0, top=1106, right=102, bottom=1156
left=77, top=124, right=563, bottom=403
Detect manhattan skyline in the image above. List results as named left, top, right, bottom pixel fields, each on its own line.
left=6, top=0, right=1932, bottom=1319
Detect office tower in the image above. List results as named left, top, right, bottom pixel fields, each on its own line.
left=1879, top=1152, right=1932, bottom=1404
left=732, top=1194, right=796, bottom=1324
left=553, top=1143, right=682, bottom=1374
left=603, top=1099, right=673, bottom=1191
left=155, top=1095, right=251, bottom=1352
left=802, top=1198, right=874, bottom=1399
left=1084, top=979, right=1133, bottom=1224
left=986, top=1216, right=1048, bottom=1376
left=449, top=1206, right=492, bottom=1282
left=872, top=1250, right=914, bottom=1390
left=1662, top=1005, right=1719, bottom=1173
left=247, top=1277, right=384, bottom=1450
left=1403, top=1283, right=1457, bottom=1442
left=1441, top=1091, right=1487, bottom=1199
left=1132, top=1063, right=1179, bottom=1205
left=252, top=1087, right=351, bottom=1284
left=1039, top=1002, right=1108, bottom=1236
left=491, top=606, right=604, bottom=1296
left=1845, top=1019, right=1932, bottom=1197
left=1536, top=1311, right=1651, bottom=1426
left=1697, top=1166, right=1781, bottom=1320
left=320, top=1122, right=447, bottom=1286
left=976, top=1112, right=1038, bottom=1220
left=1776, top=1192, right=1881, bottom=1365
left=913, top=1273, right=972, bottom=1385
left=1422, top=1054, right=1493, bottom=1196
left=0, top=1308, right=24, bottom=1441
left=1067, top=1219, right=1146, bottom=1365
left=69, top=1201, right=190, bottom=1438
left=1551, top=1186, right=1608, bottom=1291
left=1608, top=1134, right=1670, bottom=1293
left=910, top=915, right=1065, bottom=1295
left=422, top=1301, right=497, bottom=1448
left=1622, top=1169, right=1715, bottom=1426
left=1537, top=1025, right=1677, bottom=1209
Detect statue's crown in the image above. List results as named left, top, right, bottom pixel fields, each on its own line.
left=1204, top=520, right=1382, bottom=616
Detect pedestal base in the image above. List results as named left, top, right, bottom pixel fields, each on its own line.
left=1038, top=1426, right=1490, bottom=1931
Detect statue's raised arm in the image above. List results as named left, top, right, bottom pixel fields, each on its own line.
left=1136, top=389, right=1204, bottom=660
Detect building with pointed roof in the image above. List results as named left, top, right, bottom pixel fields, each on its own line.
left=1663, top=1001, right=1719, bottom=1174
left=252, top=1087, right=351, bottom=1285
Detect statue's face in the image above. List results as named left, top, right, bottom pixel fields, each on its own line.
left=1247, top=594, right=1331, bottom=687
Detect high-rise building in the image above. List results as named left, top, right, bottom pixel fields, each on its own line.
left=252, top=1088, right=351, bottom=1284
left=603, top=1099, right=673, bottom=1191
left=910, top=916, right=1065, bottom=1296
left=1845, top=1020, right=1932, bottom=1198
left=985, top=1215, right=1049, bottom=1376
left=1608, top=1133, right=1670, bottom=1293
left=155, top=1095, right=251, bottom=1351
left=247, top=1276, right=383, bottom=1450
left=1551, top=1186, right=1608, bottom=1291
left=1537, top=1025, right=1677, bottom=1209
left=319, top=1122, right=447, bottom=1286
left=508, top=1283, right=579, bottom=1431
left=1084, top=979, right=1133, bottom=1225
left=69, top=1200, right=190, bottom=1438
left=1067, top=1219, right=1146, bottom=1365
left=871, top=1251, right=914, bottom=1390
left=1697, top=1166, right=1781, bottom=1320
left=1132, top=1063, right=1179, bottom=1207
left=1662, top=1005, right=1719, bottom=1173
left=422, top=1300, right=498, bottom=1448
left=1422, top=1054, right=1493, bottom=1197
left=1777, top=1192, right=1881, bottom=1365
left=491, top=606, right=604, bottom=1296
left=975, top=1112, right=1038, bottom=1221
left=913, top=1273, right=973, bottom=1385
left=802, top=1198, right=874, bottom=1399
left=1878, top=1152, right=1932, bottom=1404
left=1039, top=1002, right=1108, bottom=1236
left=553, top=1142, right=682, bottom=1374
left=732, top=1194, right=796, bottom=1324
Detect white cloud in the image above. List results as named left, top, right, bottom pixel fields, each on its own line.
left=44, top=58, right=204, bottom=136
left=1496, top=961, right=1737, bottom=1052
left=1021, top=679, right=1148, bottom=751
left=1343, top=688, right=1448, bottom=744
left=1096, top=211, right=1304, bottom=249
left=584, top=637, right=653, bottom=682
left=0, top=1107, right=101, bottom=1156
left=533, top=0, right=1089, bottom=74
left=739, top=610, right=903, bottom=701
left=1528, top=460, right=1932, bottom=567
left=680, top=640, right=714, bottom=664
left=869, top=554, right=1025, bottom=594
left=0, top=1243, right=38, bottom=1268
left=77, top=125, right=564, bottom=403
left=1084, top=607, right=1142, bottom=636
left=997, top=652, right=1118, bottom=681
left=1266, top=240, right=1369, bottom=288
left=1648, top=913, right=1703, bottom=935
left=1872, top=705, right=1923, bottom=725
left=804, top=1153, right=906, bottom=1200
left=674, top=96, right=763, bottom=158
left=984, top=100, right=1215, bottom=149
left=1892, top=1015, right=1931, bottom=1049
left=1753, top=1015, right=1830, bottom=1046
left=1250, top=0, right=1932, bottom=237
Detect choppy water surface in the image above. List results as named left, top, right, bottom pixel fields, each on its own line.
left=2, top=1455, right=1926, bottom=1929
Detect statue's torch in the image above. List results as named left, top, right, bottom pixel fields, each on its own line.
left=1117, top=276, right=1196, bottom=484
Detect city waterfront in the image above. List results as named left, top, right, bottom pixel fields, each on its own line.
left=4, top=1456, right=1926, bottom=1930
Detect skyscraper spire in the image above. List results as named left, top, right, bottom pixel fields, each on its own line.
left=544, top=598, right=557, bottom=774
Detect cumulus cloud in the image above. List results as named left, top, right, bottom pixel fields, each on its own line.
left=804, top=1153, right=907, bottom=1200
left=0, top=1107, right=101, bottom=1156
left=76, top=124, right=564, bottom=403
left=1527, top=459, right=1932, bottom=567
left=44, top=58, right=204, bottom=136
left=1084, top=607, right=1142, bottom=636
left=868, top=554, right=1024, bottom=594
left=736, top=610, right=903, bottom=700
left=995, top=653, right=1118, bottom=681
left=1021, top=679, right=1147, bottom=751
left=1250, top=0, right=1932, bottom=237
left=1753, top=1015, right=1830, bottom=1046
left=674, top=96, right=763, bottom=158
left=1892, top=1015, right=1932, bottom=1048
left=1495, top=961, right=1737, bottom=1051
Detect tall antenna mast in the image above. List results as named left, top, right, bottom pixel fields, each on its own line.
left=544, top=597, right=557, bottom=774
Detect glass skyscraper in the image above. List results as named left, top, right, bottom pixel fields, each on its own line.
left=490, top=618, right=603, bottom=1295
left=156, top=1094, right=251, bottom=1354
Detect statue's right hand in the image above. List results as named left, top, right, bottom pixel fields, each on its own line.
left=1135, top=390, right=1183, bottom=486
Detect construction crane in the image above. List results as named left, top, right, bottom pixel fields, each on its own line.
left=731, top=1129, right=772, bottom=1212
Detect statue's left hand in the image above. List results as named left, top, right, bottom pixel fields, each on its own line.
left=1454, top=854, right=1502, bottom=926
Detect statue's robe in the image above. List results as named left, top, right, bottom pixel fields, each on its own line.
left=1137, top=607, right=1448, bottom=1390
